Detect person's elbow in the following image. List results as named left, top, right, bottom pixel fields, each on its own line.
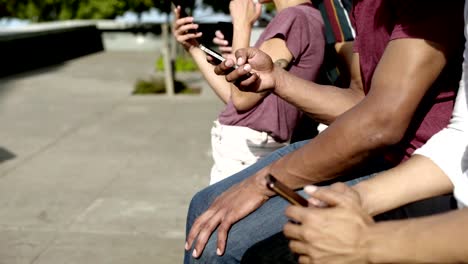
left=364, top=108, right=409, bottom=148
left=231, top=95, right=260, bottom=112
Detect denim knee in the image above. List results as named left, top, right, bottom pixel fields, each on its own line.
left=186, top=188, right=217, bottom=233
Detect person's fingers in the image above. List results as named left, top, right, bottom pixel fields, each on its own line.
left=175, top=23, right=198, bottom=35
left=224, top=70, right=245, bottom=83
left=192, top=212, right=224, bottom=258
left=303, top=185, right=318, bottom=196
left=215, top=214, right=236, bottom=256
left=288, top=240, right=309, bottom=255
left=206, top=55, right=221, bottom=65
left=175, top=33, right=202, bottom=45
left=185, top=209, right=217, bottom=250
left=308, top=197, right=327, bottom=208
left=309, top=187, right=347, bottom=207
left=284, top=205, right=314, bottom=226
left=174, top=16, right=195, bottom=28
left=237, top=57, right=246, bottom=66
left=215, top=30, right=225, bottom=39
left=237, top=72, right=259, bottom=89
left=224, top=65, right=255, bottom=85
left=214, top=59, right=237, bottom=75
left=297, top=255, right=312, bottom=264
left=176, top=32, right=202, bottom=43
left=283, top=220, right=305, bottom=240
left=213, top=37, right=228, bottom=46
left=234, top=49, right=251, bottom=65
left=304, top=186, right=328, bottom=208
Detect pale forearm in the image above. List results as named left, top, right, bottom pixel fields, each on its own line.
left=354, top=155, right=454, bottom=216
left=230, top=21, right=265, bottom=110
left=232, top=22, right=251, bottom=55
left=273, top=66, right=364, bottom=124
left=189, top=47, right=231, bottom=103
left=363, top=208, right=468, bottom=263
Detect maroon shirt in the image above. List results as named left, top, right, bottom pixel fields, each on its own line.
left=218, top=3, right=325, bottom=142
left=351, top=0, right=464, bottom=163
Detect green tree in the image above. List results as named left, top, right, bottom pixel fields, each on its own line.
left=199, top=0, right=274, bottom=17
left=0, top=0, right=171, bottom=22
left=125, top=0, right=172, bottom=21
left=201, top=0, right=229, bottom=13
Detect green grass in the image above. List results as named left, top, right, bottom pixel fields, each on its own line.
left=156, top=56, right=198, bottom=72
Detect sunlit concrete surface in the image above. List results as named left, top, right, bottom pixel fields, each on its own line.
left=0, top=51, right=222, bottom=264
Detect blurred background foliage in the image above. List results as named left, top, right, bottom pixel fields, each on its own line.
left=0, top=0, right=273, bottom=22
left=200, top=0, right=274, bottom=15
left=0, top=0, right=171, bottom=22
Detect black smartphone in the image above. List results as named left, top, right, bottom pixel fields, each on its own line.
left=199, top=44, right=226, bottom=64
left=217, top=22, right=234, bottom=46
left=171, top=0, right=192, bottom=18
left=266, top=174, right=308, bottom=207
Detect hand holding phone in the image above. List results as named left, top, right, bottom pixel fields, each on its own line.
left=266, top=174, right=308, bottom=207
left=199, top=43, right=254, bottom=81
left=172, top=0, right=197, bottom=34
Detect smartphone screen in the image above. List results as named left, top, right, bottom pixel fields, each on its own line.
left=266, top=174, right=308, bottom=207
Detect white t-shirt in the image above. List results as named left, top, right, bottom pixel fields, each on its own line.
left=413, top=5, right=468, bottom=206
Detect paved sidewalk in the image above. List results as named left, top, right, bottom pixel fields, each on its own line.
left=0, top=51, right=223, bottom=264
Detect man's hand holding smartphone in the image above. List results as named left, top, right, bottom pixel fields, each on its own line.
left=266, top=174, right=308, bottom=207
left=265, top=174, right=332, bottom=208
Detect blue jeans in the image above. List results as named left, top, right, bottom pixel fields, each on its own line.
left=184, top=140, right=389, bottom=264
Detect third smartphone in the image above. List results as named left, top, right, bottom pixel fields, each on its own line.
left=266, top=174, right=308, bottom=207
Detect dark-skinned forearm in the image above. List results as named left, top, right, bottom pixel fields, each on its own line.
left=268, top=39, right=447, bottom=189
left=269, top=96, right=403, bottom=189
left=272, top=66, right=364, bottom=124
left=363, top=208, right=468, bottom=263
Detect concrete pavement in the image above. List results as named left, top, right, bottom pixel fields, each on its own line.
left=0, top=51, right=223, bottom=263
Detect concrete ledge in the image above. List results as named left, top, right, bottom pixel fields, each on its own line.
left=0, top=22, right=104, bottom=77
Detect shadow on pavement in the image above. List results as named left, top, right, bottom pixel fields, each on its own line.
left=0, top=63, right=66, bottom=100
left=0, top=147, right=16, bottom=163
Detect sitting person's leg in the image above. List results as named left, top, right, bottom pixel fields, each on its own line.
left=184, top=140, right=309, bottom=264
left=241, top=232, right=296, bottom=264
left=185, top=144, right=391, bottom=264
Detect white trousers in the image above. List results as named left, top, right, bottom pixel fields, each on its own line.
left=210, top=120, right=288, bottom=184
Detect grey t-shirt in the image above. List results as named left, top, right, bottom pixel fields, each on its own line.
left=218, top=3, right=325, bottom=142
